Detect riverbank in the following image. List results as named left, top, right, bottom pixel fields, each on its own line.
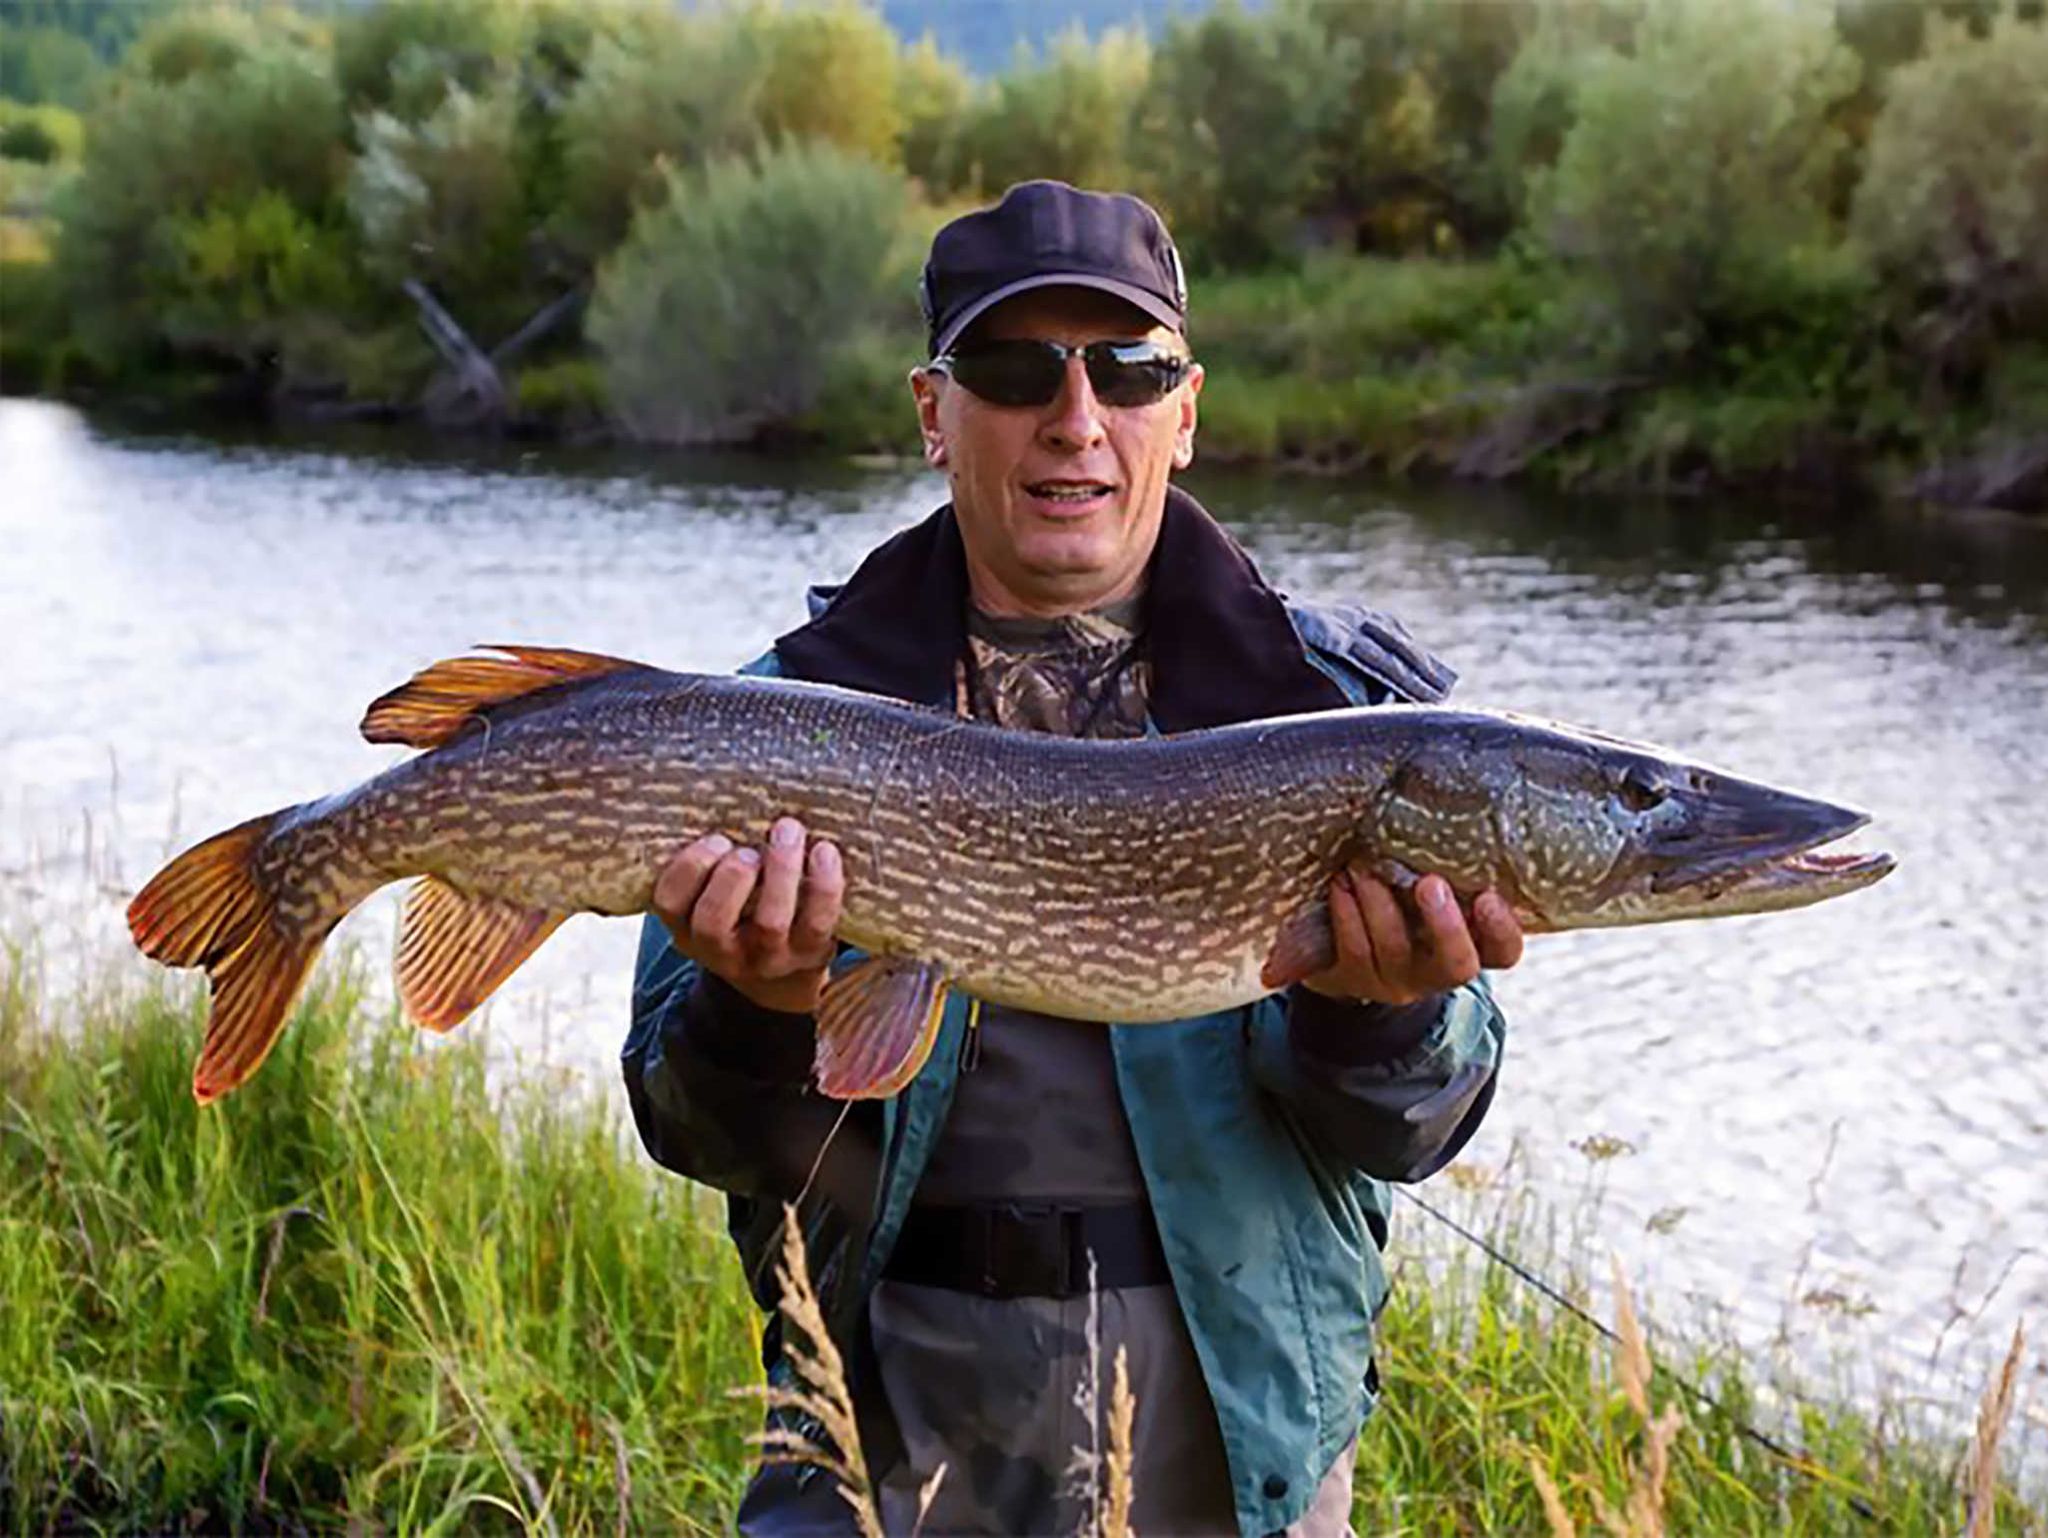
left=8, top=246, right=2045, bottom=513
left=3, top=942, right=2038, bottom=1534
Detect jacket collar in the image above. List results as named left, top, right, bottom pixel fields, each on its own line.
left=774, top=484, right=1350, bottom=731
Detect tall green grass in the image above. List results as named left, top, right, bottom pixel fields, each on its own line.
left=2, top=940, right=2039, bottom=1535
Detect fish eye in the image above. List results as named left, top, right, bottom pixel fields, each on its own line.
left=1618, top=766, right=1668, bottom=813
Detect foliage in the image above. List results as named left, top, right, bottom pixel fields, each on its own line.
left=1533, top=0, right=1860, bottom=367
left=53, top=7, right=356, bottom=381
left=749, top=0, right=904, bottom=166
left=3, top=945, right=2039, bottom=1533
left=349, top=79, right=537, bottom=339
left=895, top=31, right=972, bottom=195
left=550, top=7, right=766, bottom=264
left=1135, top=1, right=1351, bottom=269
left=0, top=22, right=100, bottom=106
left=332, top=0, right=533, bottom=122
left=0, top=96, right=79, bottom=163
left=1851, top=11, right=2048, bottom=393
left=954, top=26, right=1149, bottom=197
left=590, top=141, right=906, bottom=443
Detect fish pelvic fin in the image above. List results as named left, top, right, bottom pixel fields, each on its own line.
left=1260, top=899, right=1337, bottom=991
left=360, top=645, right=650, bottom=749
left=814, top=956, right=950, bottom=1099
left=126, top=811, right=330, bottom=1105
left=396, top=877, right=567, bottom=1032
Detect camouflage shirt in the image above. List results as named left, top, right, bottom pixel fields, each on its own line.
left=869, top=595, right=1357, bottom=1536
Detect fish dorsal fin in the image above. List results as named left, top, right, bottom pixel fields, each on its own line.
left=814, top=956, right=950, bottom=1099
left=395, top=876, right=567, bottom=1032
left=361, top=645, right=648, bottom=749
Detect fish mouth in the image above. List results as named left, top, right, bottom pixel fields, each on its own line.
left=1647, top=796, right=1895, bottom=904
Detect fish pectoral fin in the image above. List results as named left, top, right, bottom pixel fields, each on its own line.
left=1260, top=900, right=1338, bottom=991
left=361, top=645, right=650, bottom=749
left=396, top=877, right=567, bottom=1032
left=813, top=956, right=950, bottom=1100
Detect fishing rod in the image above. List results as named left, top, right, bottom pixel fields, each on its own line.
left=1397, top=1186, right=1881, bottom=1524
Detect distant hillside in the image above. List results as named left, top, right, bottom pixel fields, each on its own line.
left=878, top=0, right=1233, bottom=73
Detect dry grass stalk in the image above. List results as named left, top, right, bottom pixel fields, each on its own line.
left=1526, top=1455, right=1579, bottom=1538
left=739, top=1204, right=884, bottom=1538
left=1524, top=1264, right=1684, bottom=1538
left=1964, top=1321, right=2026, bottom=1538
left=1103, top=1344, right=1136, bottom=1538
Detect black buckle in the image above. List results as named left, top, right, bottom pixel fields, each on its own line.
left=977, top=1204, right=1082, bottom=1299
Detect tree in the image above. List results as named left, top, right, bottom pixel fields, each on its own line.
left=589, top=141, right=905, bottom=442
left=1534, top=0, right=1859, bottom=363
left=55, top=8, right=356, bottom=379
left=1134, top=2, right=1351, bottom=269
left=955, top=26, right=1149, bottom=197
left=1851, top=11, right=2048, bottom=388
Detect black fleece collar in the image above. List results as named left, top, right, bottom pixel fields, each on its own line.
left=773, top=484, right=1351, bottom=732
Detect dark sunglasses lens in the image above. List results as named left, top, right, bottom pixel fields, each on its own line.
left=1087, top=346, right=1185, bottom=407
left=948, top=342, right=1065, bottom=406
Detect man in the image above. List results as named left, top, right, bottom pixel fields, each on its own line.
left=623, top=182, right=1521, bottom=1536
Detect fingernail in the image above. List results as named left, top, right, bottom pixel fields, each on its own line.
left=703, top=834, right=732, bottom=857
left=771, top=819, right=801, bottom=850
left=1422, top=879, right=1452, bottom=913
left=734, top=848, right=761, bottom=868
left=812, top=842, right=840, bottom=876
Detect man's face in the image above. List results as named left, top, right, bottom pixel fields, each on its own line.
left=911, top=287, right=1203, bottom=618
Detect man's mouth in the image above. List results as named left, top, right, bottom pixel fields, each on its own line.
left=1023, top=479, right=1117, bottom=509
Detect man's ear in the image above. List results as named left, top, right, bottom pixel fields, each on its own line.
left=1172, top=362, right=1204, bottom=471
left=910, top=367, right=948, bottom=467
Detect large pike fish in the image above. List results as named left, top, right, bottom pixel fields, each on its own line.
left=128, top=646, right=1893, bottom=1104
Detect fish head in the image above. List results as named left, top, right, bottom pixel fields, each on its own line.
left=1366, top=714, right=1894, bottom=931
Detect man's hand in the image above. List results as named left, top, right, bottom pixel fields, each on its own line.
left=1301, top=866, right=1524, bottom=1007
left=652, top=817, right=844, bottom=1014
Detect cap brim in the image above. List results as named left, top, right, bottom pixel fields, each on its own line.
left=932, top=272, right=1183, bottom=357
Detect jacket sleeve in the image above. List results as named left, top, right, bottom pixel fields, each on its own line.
left=622, top=914, right=882, bottom=1212
left=1246, top=977, right=1506, bottom=1183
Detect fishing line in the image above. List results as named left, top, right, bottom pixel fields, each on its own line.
left=1396, top=1186, right=1881, bottom=1523
left=746, top=1097, right=855, bottom=1299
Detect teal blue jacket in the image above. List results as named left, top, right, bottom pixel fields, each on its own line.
left=623, top=491, right=1507, bottom=1535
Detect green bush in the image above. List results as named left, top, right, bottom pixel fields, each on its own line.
left=0, top=112, right=55, bottom=163
left=896, top=33, right=973, bottom=195
left=0, top=253, right=64, bottom=389
left=1135, top=1, right=1352, bottom=270
left=954, top=26, right=1149, bottom=196
left=1534, top=0, right=1859, bottom=366
left=589, top=141, right=907, bottom=444
left=1851, top=12, right=2048, bottom=383
left=54, top=8, right=356, bottom=378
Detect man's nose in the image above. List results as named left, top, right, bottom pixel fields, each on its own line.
left=1038, top=355, right=1106, bottom=450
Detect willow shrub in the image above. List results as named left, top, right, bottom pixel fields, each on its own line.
left=1852, top=12, right=2048, bottom=391
left=1533, top=0, right=1859, bottom=368
left=590, top=142, right=906, bottom=445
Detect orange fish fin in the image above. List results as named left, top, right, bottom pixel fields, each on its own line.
left=360, top=645, right=650, bottom=749
left=814, top=957, right=950, bottom=1099
left=127, top=809, right=330, bottom=1104
left=395, top=876, right=567, bottom=1032
left=1260, top=900, right=1336, bottom=991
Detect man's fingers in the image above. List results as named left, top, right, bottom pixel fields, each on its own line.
left=652, top=834, right=731, bottom=931
left=691, top=846, right=761, bottom=954
left=1414, top=876, right=1480, bottom=987
left=1471, top=889, right=1525, bottom=970
left=750, top=819, right=806, bottom=942
left=788, top=840, right=845, bottom=959
left=1350, top=871, right=1414, bottom=988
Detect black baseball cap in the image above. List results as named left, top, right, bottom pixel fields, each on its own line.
left=919, top=181, right=1188, bottom=358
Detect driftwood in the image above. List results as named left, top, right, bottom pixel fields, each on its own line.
left=1908, top=435, right=2048, bottom=514
left=402, top=279, right=586, bottom=432
left=1451, top=377, right=1643, bottom=481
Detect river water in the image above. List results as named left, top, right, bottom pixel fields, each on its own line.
left=3, top=397, right=2043, bottom=1456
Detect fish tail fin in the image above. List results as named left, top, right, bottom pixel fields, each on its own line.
left=127, top=811, right=334, bottom=1104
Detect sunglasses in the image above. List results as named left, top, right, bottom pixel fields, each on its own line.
left=932, top=339, right=1193, bottom=409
